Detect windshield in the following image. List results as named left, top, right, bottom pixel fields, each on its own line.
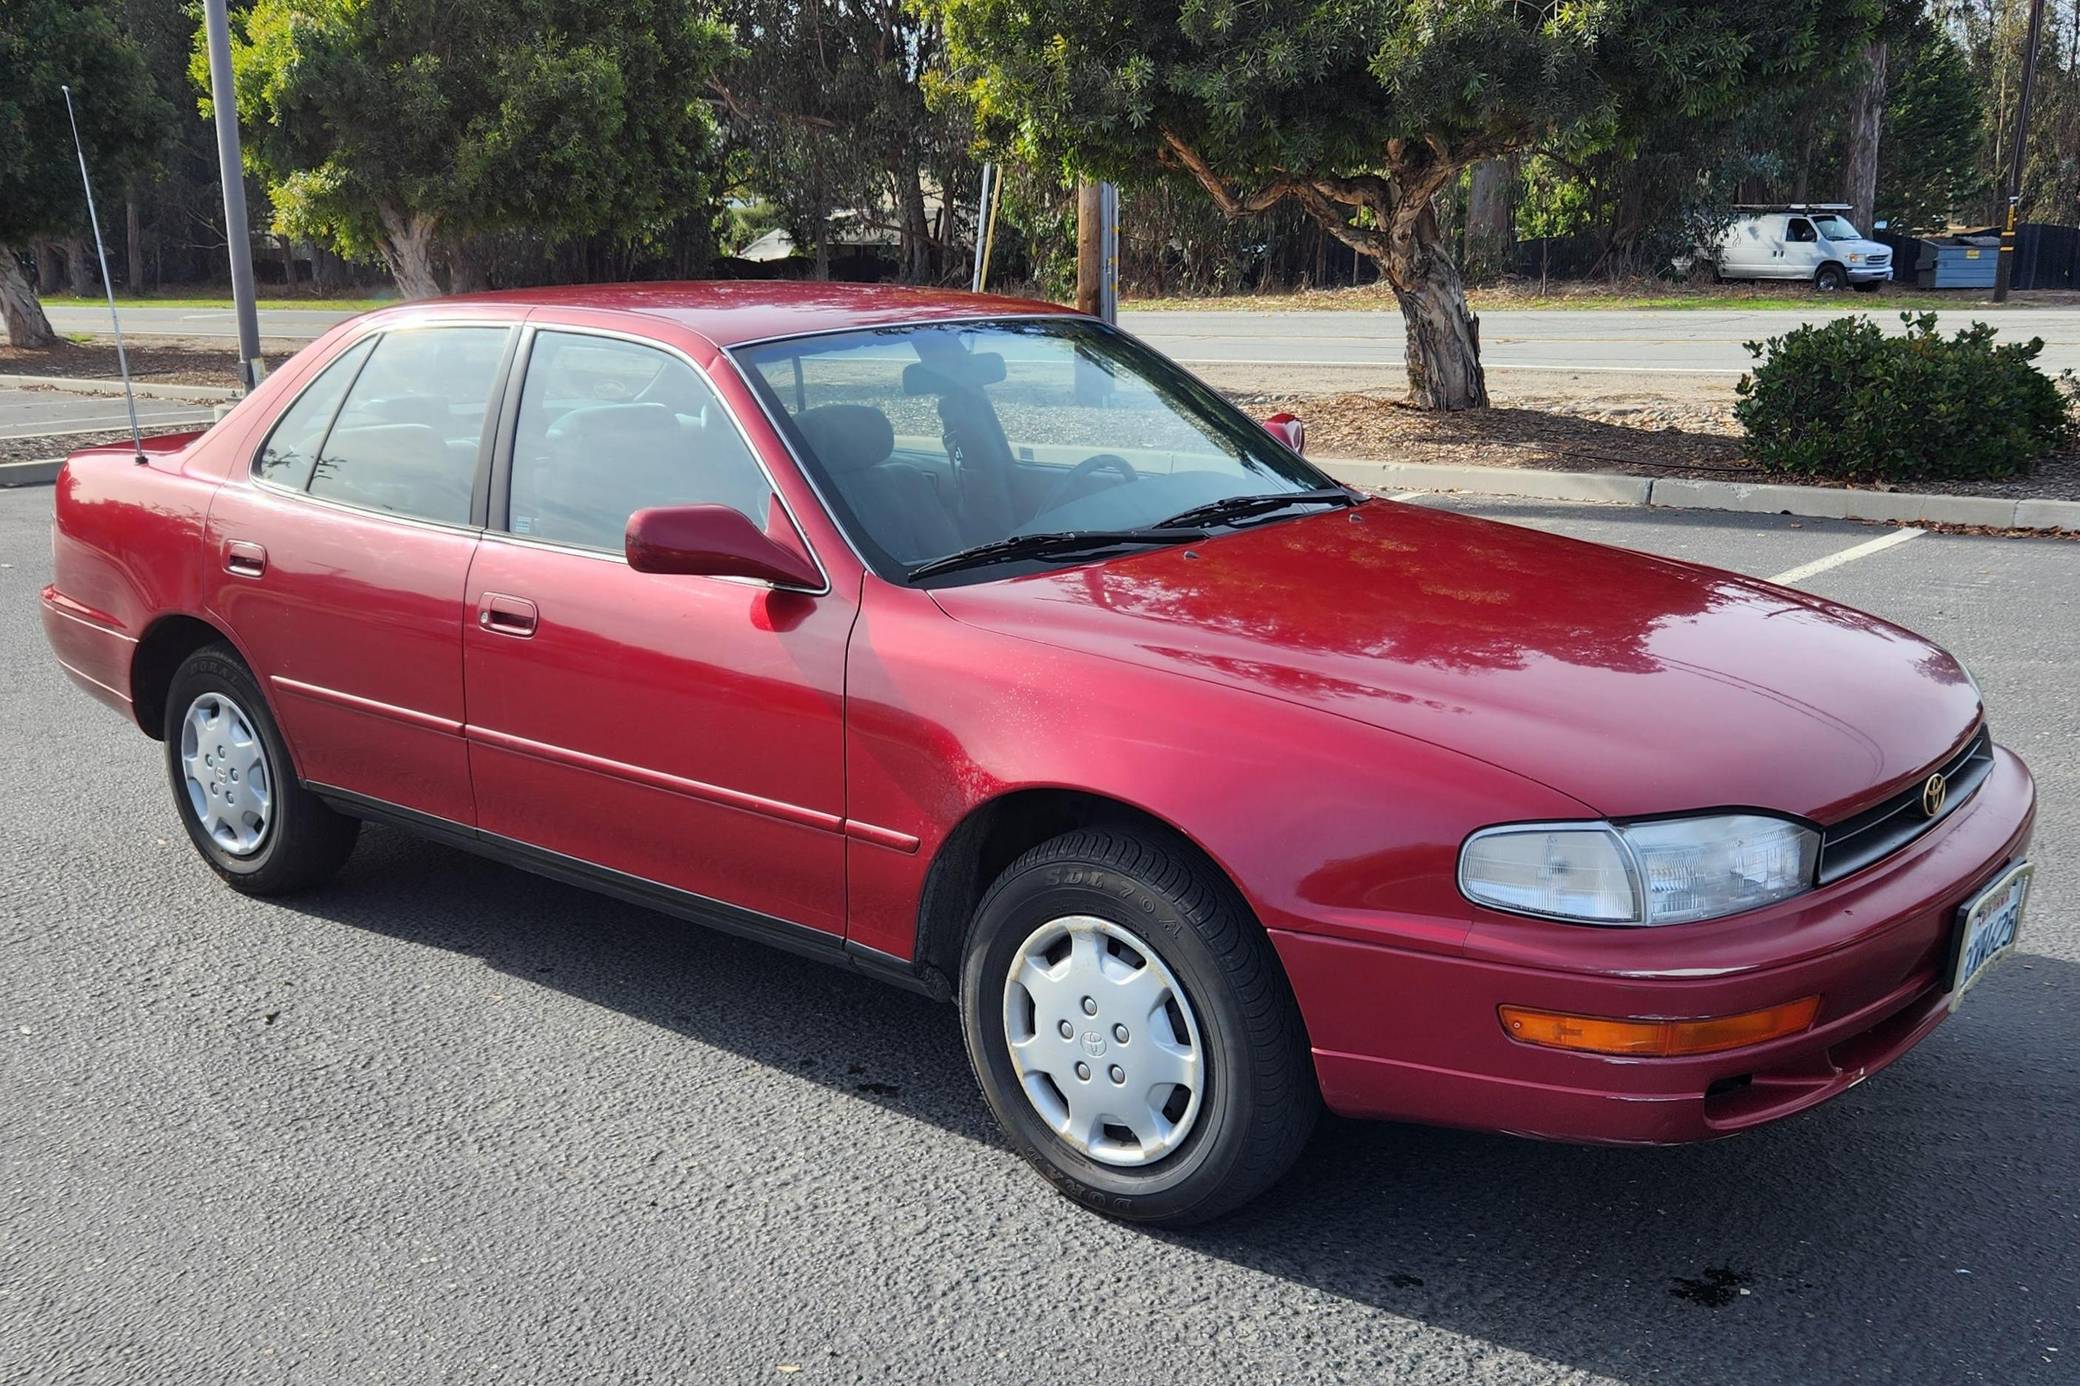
left=733, top=318, right=1333, bottom=582
left=1811, top=215, right=1862, bottom=240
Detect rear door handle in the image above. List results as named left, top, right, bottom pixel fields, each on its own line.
left=225, top=540, right=267, bottom=578
left=477, top=592, right=538, bottom=638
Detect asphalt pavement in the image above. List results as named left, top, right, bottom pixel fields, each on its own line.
left=2, top=486, right=2074, bottom=1385
left=42, top=301, right=2080, bottom=397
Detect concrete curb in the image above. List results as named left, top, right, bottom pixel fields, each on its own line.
left=0, top=373, right=239, bottom=402
left=0, top=458, right=64, bottom=488
left=1316, top=456, right=2080, bottom=532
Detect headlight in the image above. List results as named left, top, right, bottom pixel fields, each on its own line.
left=1847, top=253, right=1864, bottom=263
left=1459, top=814, right=1819, bottom=926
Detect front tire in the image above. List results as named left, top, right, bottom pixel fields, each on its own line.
left=163, top=645, right=359, bottom=895
left=1815, top=264, right=1848, bottom=292
left=1852, top=279, right=1882, bottom=293
left=959, top=827, right=1317, bottom=1225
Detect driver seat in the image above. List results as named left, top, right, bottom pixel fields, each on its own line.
left=794, top=405, right=962, bottom=567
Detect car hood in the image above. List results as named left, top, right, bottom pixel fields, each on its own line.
left=928, top=503, right=1980, bottom=823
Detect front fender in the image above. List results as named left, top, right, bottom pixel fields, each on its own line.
left=841, top=581, right=1593, bottom=962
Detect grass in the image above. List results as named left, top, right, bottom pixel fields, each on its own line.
left=47, top=293, right=391, bottom=312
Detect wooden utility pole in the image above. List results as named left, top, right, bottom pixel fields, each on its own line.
left=1995, top=0, right=2048, bottom=302
left=1075, top=181, right=1118, bottom=323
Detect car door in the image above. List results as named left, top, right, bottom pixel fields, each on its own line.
left=461, top=326, right=852, bottom=938
left=206, top=322, right=516, bottom=826
left=1781, top=218, right=1822, bottom=278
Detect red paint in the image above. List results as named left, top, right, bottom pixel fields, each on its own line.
left=625, top=504, right=822, bottom=589
left=41, top=283, right=2036, bottom=1147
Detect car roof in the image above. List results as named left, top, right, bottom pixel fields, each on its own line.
left=418, top=280, right=1074, bottom=349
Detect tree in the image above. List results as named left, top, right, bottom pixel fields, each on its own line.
left=0, top=0, right=168, bottom=346
left=204, top=0, right=730, bottom=297
left=940, top=0, right=1880, bottom=409
left=1876, top=15, right=1988, bottom=232
left=716, top=0, right=975, bottom=281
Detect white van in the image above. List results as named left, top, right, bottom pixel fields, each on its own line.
left=1714, top=205, right=1893, bottom=292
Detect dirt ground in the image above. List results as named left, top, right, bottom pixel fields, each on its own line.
left=1238, top=388, right=2080, bottom=502
left=0, top=338, right=297, bottom=388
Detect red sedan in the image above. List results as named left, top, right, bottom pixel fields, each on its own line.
left=41, top=284, right=2036, bottom=1224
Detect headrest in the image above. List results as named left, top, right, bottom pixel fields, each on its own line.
left=902, top=352, right=1006, bottom=395
left=794, top=404, right=894, bottom=474
left=546, top=403, right=684, bottom=456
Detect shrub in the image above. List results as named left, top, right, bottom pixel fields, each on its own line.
left=1735, top=312, right=2075, bottom=482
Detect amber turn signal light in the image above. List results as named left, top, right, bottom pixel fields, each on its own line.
left=1497, top=996, right=1822, bottom=1057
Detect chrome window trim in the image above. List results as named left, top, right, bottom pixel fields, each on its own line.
left=500, top=322, right=832, bottom=598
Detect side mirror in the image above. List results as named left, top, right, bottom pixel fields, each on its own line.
left=1261, top=412, right=1306, bottom=455
left=625, top=504, right=821, bottom=590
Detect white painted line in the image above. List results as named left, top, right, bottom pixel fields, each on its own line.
left=1387, top=490, right=1428, bottom=501
left=1767, top=527, right=1923, bottom=585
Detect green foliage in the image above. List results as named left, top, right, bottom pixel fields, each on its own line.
left=717, top=0, right=975, bottom=279
left=1736, top=313, right=2075, bottom=482
left=201, top=0, right=729, bottom=274
left=1876, top=15, right=1988, bottom=232
left=0, top=0, right=170, bottom=245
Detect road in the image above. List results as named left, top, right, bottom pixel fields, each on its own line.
left=0, top=384, right=216, bottom=443
left=2, top=486, right=2074, bottom=1385
left=43, top=302, right=2080, bottom=396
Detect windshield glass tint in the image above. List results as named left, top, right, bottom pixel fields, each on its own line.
left=735, top=318, right=1328, bottom=579
left=1812, top=215, right=1861, bottom=240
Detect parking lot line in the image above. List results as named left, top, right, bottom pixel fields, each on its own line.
left=1766, top=527, right=1922, bottom=585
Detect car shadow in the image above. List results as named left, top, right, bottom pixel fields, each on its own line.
left=299, top=825, right=2078, bottom=1384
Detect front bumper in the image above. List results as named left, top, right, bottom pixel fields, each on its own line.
left=1272, top=746, right=2035, bottom=1144
left=1848, top=264, right=1894, bottom=283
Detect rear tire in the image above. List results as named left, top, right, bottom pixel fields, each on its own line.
left=163, top=645, right=359, bottom=895
left=959, top=826, right=1318, bottom=1225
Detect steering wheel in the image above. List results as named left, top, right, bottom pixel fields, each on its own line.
left=1042, top=453, right=1138, bottom=513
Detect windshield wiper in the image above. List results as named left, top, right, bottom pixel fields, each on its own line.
left=1155, top=487, right=1359, bottom=531
left=907, top=528, right=1206, bottom=582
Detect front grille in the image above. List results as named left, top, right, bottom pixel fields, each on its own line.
left=1817, top=727, right=1993, bottom=884
left=1869, top=252, right=1891, bottom=267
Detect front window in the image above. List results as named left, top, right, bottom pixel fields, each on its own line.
left=1811, top=214, right=1861, bottom=241
left=734, top=318, right=1335, bottom=582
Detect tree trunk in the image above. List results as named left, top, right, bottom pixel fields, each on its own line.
left=65, top=236, right=92, bottom=295
left=1846, top=40, right=1888, bottom=233
left=126, top=195, right=145, bottom=292
left=1385, top=201, right=1487, bottom=411
left=445, top=239, right=490, bottom=294
left=279, top=234, right=297, bottom=289
left=34, top=239, right=61, bottom=294
left=900, top=172, right=932, bottom=282
left=375, top=207, right=443, bottom=299
left=0, top=244, right=57, bottom=348
left=1463, top=159, right=1515, bottom=282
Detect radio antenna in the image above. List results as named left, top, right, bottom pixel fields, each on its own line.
left=60, top=85, right=147, bottom=465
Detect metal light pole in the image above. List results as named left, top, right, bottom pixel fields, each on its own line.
left=202, top=0, right=264, bottom=390
left=1993, top=0, right=2048, bottom=303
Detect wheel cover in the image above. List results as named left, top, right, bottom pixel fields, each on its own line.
left=178, top=691, right=273, bottom=857
left=1001, top=914, right=1205, bottom=1167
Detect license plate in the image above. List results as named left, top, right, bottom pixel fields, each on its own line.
left=1949, top=861, right=2032, bottom=1010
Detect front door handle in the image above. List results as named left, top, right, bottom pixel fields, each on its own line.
left=225, top=540, right=267, bottom=578
left=478, top=592, right=538, bottom=638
